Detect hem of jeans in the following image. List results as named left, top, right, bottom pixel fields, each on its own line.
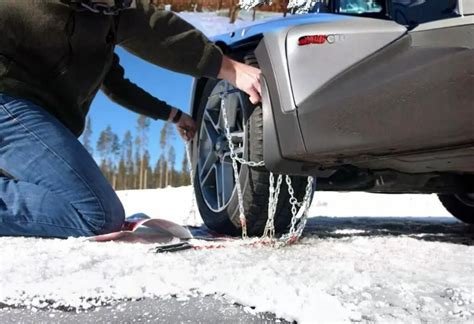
left=0, top=101, right=107, bottom=230
left=0, top=219, right=96, bottom=237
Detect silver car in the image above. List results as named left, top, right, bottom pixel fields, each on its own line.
left=189, top=0, right=474, bottom=235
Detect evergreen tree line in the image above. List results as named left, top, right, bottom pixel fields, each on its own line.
left=81, top=115, right=191, bottom=190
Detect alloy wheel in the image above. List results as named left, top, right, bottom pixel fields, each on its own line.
left=197, top=82, right=246, bottom=212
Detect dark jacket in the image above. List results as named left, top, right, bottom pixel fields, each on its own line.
left=0, top=0, right=223, bottom=136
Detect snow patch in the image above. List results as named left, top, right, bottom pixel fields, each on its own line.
left=116, top=186, right=450, bottom=226
left=176, top=11, right=281, bottom=37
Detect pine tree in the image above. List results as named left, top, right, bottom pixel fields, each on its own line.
left=172, top=169, right=180, bottom=187
left=136, top=116, right=150, bottom=189
left=159, top=123, right=169, bottom=188
left=110, top=132, right=120, bottom=189
left=153, top=157, right=161, bottom=188
left=167, top=146, right=176, bottom=186
left=143, top=150, right=151, bottom=189
left=144, top=151, right=153, bottom=189
left=122, top=131, right=133, bottom=189
left=96, top=126, right=121, bottom=188
left=97, top=126, right=113, bottom=176
left=229, top=1, right=240, bottom=23
left=134, top=149, right=140, bottom=189
left=162, top=158, right=168, bottom=188
left=180, top=150, right=191, bottom=186
left=117, top=157, right=127, bottom=190
left=111, top=133, right=120, bottom=160
left=164, top=153, right=169, bottom=187
left=134, top=136, right=142, bottom=189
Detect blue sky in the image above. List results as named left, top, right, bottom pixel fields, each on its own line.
left=86, top=47, right=194, bottom=169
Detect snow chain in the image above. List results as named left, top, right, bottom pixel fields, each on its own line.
left=184, top=141, right=199, bottom=226
left=220, top=91, right=249, bottom=239
left=185, top=81, right=316, bottom=247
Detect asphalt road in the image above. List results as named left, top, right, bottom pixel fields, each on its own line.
left=0, top=296, right=291, bottom=324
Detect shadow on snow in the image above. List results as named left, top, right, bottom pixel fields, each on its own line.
left=303, top=216, right=474, bottom=245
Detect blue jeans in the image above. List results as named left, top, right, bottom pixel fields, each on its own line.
left=0, top=94, right=124, bottom=238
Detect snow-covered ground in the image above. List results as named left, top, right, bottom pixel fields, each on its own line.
left=177, top=10, right=282, bottom=37
left=0, top=186, right=473, bottom=323
left=118, top=186, right=451, bottom=221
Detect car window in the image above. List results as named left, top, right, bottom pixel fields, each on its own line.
left=339, top=0, right=384, bottom=13
left=308, top=0, right=458, bottom=24
left=392, top=0, right=458, bottom=26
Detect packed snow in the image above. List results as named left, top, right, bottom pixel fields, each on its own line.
left=176, top=10, right=282, bottom=37
left=1, top=186, right=473, bottom=323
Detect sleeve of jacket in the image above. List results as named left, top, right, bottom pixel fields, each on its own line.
left=115, top=1, right=223, bottom=78
left=101, top=53, right=173, bottom=121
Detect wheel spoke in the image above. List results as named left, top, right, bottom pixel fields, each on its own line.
left=220, top=162, right=234, bottom=207
left=204, top=110, right=221, bottom=137
left=199, top=149, right=218, bottom=182
left=222, top=151, right=232, bottom=164
left=200, top=164, right=216, bottom=189
left=203, top=120, right=219, bottom=146
left=222, top=143, right=243, bottom=162
left=205, top=92, right=221, bottom=115
left=215, top=162, right=223, bottom=209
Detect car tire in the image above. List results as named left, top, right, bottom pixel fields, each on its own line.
left=192, top=60, right=308, bottom=236
left=438, top=194, right=474, bottom=224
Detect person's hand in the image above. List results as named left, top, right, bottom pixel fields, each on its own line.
left=217, top=55, right=262, bottom=104
left=169, top=108, right=196, bottom=141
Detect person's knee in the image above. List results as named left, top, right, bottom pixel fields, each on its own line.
left=97, top=191, right=125, bottom=234
left=75, top=189, right=125, bottom=235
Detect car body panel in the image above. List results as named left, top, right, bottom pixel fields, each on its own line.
left=460, top=0, right=474, bottom=15
left=286, top=16, right=406, bottom=108
left=253, top=14, right=474, bottom=176
left=295, top=24, right=474, bottom=153
left=210, top=13, right=351, bottom=46
left=192, top=5, right=474, bottom=182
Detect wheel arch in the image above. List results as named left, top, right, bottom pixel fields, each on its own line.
left=189, top=36, right=263, bottom=120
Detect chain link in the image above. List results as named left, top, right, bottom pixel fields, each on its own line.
left=232, top=155, right=265, bottom=167
left=286, top=175, right=300, bottom=237
left=279, top=176, right=315, bottom=245
left=262, top=172, right=283, bottom=240
left=184, top=141, right=199, bottom=226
